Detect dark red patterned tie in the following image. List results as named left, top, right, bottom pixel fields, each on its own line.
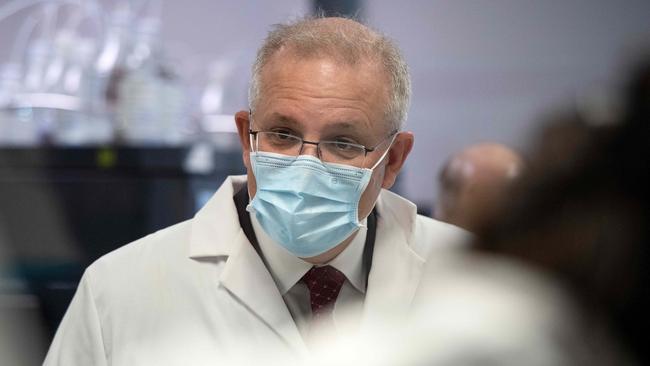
left=301, top=265, right=347, bottom=322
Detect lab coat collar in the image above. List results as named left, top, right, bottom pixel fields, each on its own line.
left=188, top=175, right=246, bottom=258
left=219, top=228, right=308, bottom=355
left=188, top=176, right=307, bottom=354
left=361, top=189, right=426, bottom=329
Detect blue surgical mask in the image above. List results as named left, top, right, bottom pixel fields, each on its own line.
left=246, top=151, right=384, bottom=258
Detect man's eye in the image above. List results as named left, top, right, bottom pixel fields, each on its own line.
left=270, top=128, right=295, bottom=136
left=266, top=131, right=299, bottom=145
left=274, top=133, right=294, bottom=141
left=332, top=137, right=360, bottom=147
left=325, top=137, right=364, bottom=157
left=333, top=141, right=356, bottom=150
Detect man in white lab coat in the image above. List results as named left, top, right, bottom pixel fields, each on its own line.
left=44, top=17, right=466, bottom=365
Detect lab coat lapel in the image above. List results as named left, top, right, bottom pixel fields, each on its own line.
left=361, top=190, right=425, bottom=328
left=189, top=176, right=306, bottom=354
left=218, top=227, right=307, bottom=354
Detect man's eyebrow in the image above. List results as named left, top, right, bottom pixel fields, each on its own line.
left=327, top=121, right=359, bottom=131
left=259, top=114, right=367, bottom=136
left=323, top=121, right=366, bottom=136
left=263, top=113, right=300, bottom=127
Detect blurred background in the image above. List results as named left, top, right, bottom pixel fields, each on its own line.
left=0, top=0, right=649, bottom=364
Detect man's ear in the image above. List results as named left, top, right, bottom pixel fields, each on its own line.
left=234, top=110, right=252, bottom=168
left=381, top=132, right=414, bottom=189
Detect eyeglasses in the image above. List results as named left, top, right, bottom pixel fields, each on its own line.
left=249, top=129, right=398, bottom=168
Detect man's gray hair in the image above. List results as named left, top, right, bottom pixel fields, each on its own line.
left=248, top=16, right=411, bottom=131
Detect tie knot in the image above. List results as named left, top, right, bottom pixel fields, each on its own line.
left=301, top=265, right=346, bottom=318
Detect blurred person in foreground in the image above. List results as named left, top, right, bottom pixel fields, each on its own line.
left=44, top=16, right=467, bottom=365
left=473, top=57, right=649, bottom=365
left=342, top=56, right=649, bottom=366
left=434, top=142, right=524, bottom=232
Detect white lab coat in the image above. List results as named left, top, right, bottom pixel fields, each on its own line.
left=44, top=175, right=467, bottom=366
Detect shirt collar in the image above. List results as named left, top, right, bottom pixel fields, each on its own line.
left=250, top=212, right=368, bottom=295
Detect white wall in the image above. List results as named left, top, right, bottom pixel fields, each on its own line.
left=366, top=0, right=650, bottom=209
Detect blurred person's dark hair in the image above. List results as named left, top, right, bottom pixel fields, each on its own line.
left=475, top=55, right=650, bottom=364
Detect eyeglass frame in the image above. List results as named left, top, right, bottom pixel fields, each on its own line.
left=248, top=123, right=399, bottom=168
left=250, top=126, right=397, bottom=150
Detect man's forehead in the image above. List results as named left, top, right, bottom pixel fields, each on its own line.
left=258, top=51, right=389, bottom=103
left=262, top=46, right=384, bottom=80
left=258, top=112, right=363, bottom=130
left=252, top=46, right=392, bottom=134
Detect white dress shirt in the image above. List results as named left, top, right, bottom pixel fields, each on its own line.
left=250, top=212, right=367, bottom=340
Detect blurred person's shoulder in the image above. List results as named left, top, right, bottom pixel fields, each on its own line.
left=409, top=252, right=633, bottom=366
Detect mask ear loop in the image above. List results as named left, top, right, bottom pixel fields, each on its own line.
left=249, top=134, right=256, bottom=153
left=369, top=132, right=399, bottom=170
left=248, top=108, right=257, bottom=153
left=247, top=108, right=261, bottom=192
left=356, top=133, right=399, bottom=229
